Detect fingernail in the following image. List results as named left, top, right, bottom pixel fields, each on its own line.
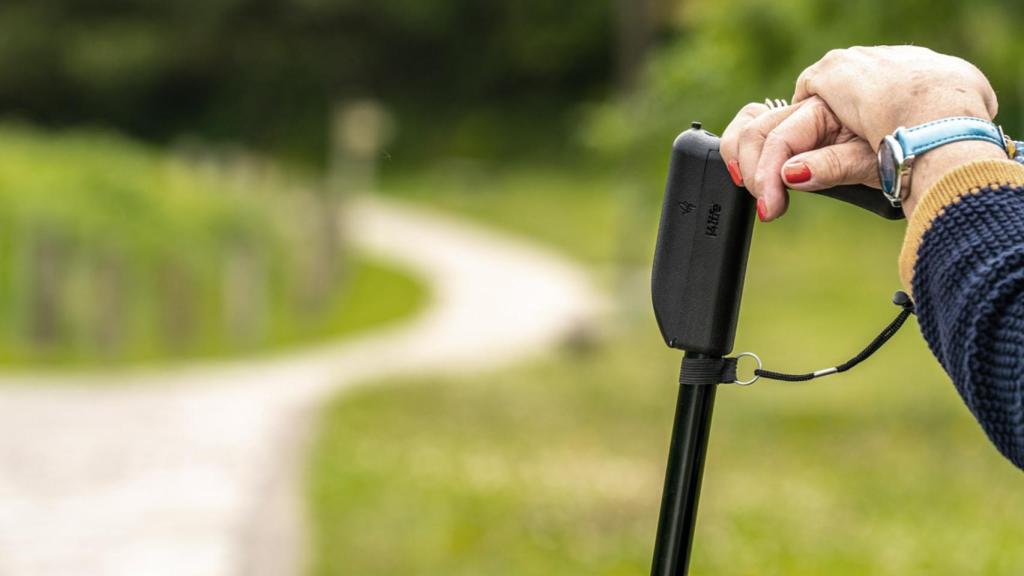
left=756, top=197, right=767, bottom=222
left=727, top=160, right=743, bottom=186
left=783, top=161, right=812, bottom=184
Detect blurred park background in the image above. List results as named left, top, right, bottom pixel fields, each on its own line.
left=2, top=0, right=1024, bottom=574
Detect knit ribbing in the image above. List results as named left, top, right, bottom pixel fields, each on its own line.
left=898, top=159, right=1024, bottom=296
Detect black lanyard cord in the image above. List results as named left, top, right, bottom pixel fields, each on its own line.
left=680, top=291, right=915, bottom=387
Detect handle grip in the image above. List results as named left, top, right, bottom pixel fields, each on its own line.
left=651, top=123, right=902, bottom=354
left=810, top=184, right=904, bottom=220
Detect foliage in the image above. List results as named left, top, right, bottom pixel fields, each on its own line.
left=585, top=0, right=1024, bottom=179
left=0, top=125, right=427, bottom=365
left=0, top=0, right=613, bottom=165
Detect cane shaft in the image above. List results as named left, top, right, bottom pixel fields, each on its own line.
left=650, top=355, right=717, bottom=576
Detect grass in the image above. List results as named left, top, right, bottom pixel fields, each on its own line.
left=307, top=164, right=1024, bottom=575
left=302, top=255, right=427, bottom=346
left=0, top=249, right=428, bottom=368
left=308, top=332, right=1024, bottom=576
left=382, top=164, right=625, bottom=265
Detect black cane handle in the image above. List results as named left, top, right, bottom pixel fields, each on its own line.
left=811, top=183, right=904, bottom=220
left=651, top=123, right=903, bottom=356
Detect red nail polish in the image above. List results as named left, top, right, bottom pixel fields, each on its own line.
left=756, top=198, right=767, bottom=222
left=727, top=160, right=743, bottom=186
left=783, top=162, right=812, bottom=184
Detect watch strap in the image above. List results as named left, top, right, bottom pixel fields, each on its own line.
left=894, top=116, right=1008, bottom=158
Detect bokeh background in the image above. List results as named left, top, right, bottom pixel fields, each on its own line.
left=1, top=0, right=1023, bottom=574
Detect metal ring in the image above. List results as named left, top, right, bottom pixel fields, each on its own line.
left=764, top=98, right=789, bottom=110
left=733, top=352, right=762, bottom=386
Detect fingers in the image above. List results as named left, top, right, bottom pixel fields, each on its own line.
left=732, top=104, right=803, bottom=192
left=752, top=97, right=843, bottom=220
left=781, top=139, right=880, bottom=192
left=720, top=102, right=770, bottom=183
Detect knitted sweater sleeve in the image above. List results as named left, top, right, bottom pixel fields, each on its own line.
left=898, top=159, right=1024, bottom=470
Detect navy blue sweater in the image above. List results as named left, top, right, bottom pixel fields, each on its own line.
left=903, top=160, right=1024, bottom=470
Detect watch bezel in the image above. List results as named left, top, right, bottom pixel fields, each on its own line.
left=878, top=133, right=910, bottom=207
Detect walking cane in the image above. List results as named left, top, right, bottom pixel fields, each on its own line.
left=649, top=122, right=911, bottom=575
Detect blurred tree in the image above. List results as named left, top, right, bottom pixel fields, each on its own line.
left=586, top=0, right=1024, bottom=187
left=0, top=0, right=616, bottom=165
left=0, top=124, right=381, bottom=363
left=614, top=0, right=658, bottom=93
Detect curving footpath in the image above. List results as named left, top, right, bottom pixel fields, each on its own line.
left=0, top=196, right=603, bottom=576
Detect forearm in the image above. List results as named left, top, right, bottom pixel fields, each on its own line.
left=900, top=140, right=1007, bottom=217
left=900, top=159, right=1024, bottom=469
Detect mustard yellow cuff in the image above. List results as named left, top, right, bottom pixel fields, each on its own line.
left=898, top=159, right=1024, bottom=297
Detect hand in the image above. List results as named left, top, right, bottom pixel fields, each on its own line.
left=720, top=96, right=879, bottom=221
left=721, top=45, right=1001, bottom=221
left=794, top=45, right=997, bottom=148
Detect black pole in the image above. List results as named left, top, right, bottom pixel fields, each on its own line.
left=648, top=126, right=750, bottom=575
left=648, top=124, right=894, bottom=576
left=650, top=352, right=717, bottom=576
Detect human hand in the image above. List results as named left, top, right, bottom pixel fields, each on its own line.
left=721, top=46, right=1001, bottom=221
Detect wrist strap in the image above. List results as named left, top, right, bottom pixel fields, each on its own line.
left=895, top=117, right=1008, bottom=159
left=681, top=291, right=915, bottom=387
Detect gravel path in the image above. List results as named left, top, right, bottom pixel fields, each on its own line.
left=0, top=196, right=603, bottom=576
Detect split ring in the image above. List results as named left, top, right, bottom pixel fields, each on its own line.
left=733, top=352, right=762, bottom=386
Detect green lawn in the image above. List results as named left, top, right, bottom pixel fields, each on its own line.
left=262, top=253, right=428, bottom=352
left=0, top=251, right=428, bottom=367
left=382, top=166, right=625, bottom=265
left=307, top=166, right=1024, bottom=575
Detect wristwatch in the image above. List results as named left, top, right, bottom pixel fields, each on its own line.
left=877, top=117, right=1012, bottom=207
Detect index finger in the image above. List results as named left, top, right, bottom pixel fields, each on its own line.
left=754, top=97, right=843, bottom=220
left=720, top=102, right=770, bottom=169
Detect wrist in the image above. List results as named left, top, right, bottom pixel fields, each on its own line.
left=898, top=92, right=995, bottom=130
left=877, top=104, right=994, bottom=149
left=901, top=140, right=1007, bottom=217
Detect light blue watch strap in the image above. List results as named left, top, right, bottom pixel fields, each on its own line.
left=894, top=116, right=1007, bottom=158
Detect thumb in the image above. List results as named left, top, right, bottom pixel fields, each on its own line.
left=780, top=139, right=880, bottom=191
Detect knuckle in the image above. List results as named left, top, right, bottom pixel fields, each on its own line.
left=794, top=68, right=817, bottom=98
left=794, top=70, right=811, bottom=92
left=820, top=147, right=847, bottom=180
left=720, top=136, right=736, bottom=161
left=822, top=48, right=846, bottom=64
left=751, top=170, right=769, bottom=197
left=740, top=102, right=766, bottom=117
left=740, top=121, right=764, bottom=142
left=807, top=98, right=837, bottom=136
left=762, top=130, right=788, bottom=154
left=964, top=61, right=990, bottom=84
left=957, top=61, right=999, bottom=117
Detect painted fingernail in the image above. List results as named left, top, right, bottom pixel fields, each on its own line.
left=756, top=197, right=767, bottom=222
left=727, top=159, right=743, bottom=186
left=783, top=161, right=812, bottom=184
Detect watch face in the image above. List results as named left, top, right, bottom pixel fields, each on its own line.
left=878, top=136, right=901, bottom=196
